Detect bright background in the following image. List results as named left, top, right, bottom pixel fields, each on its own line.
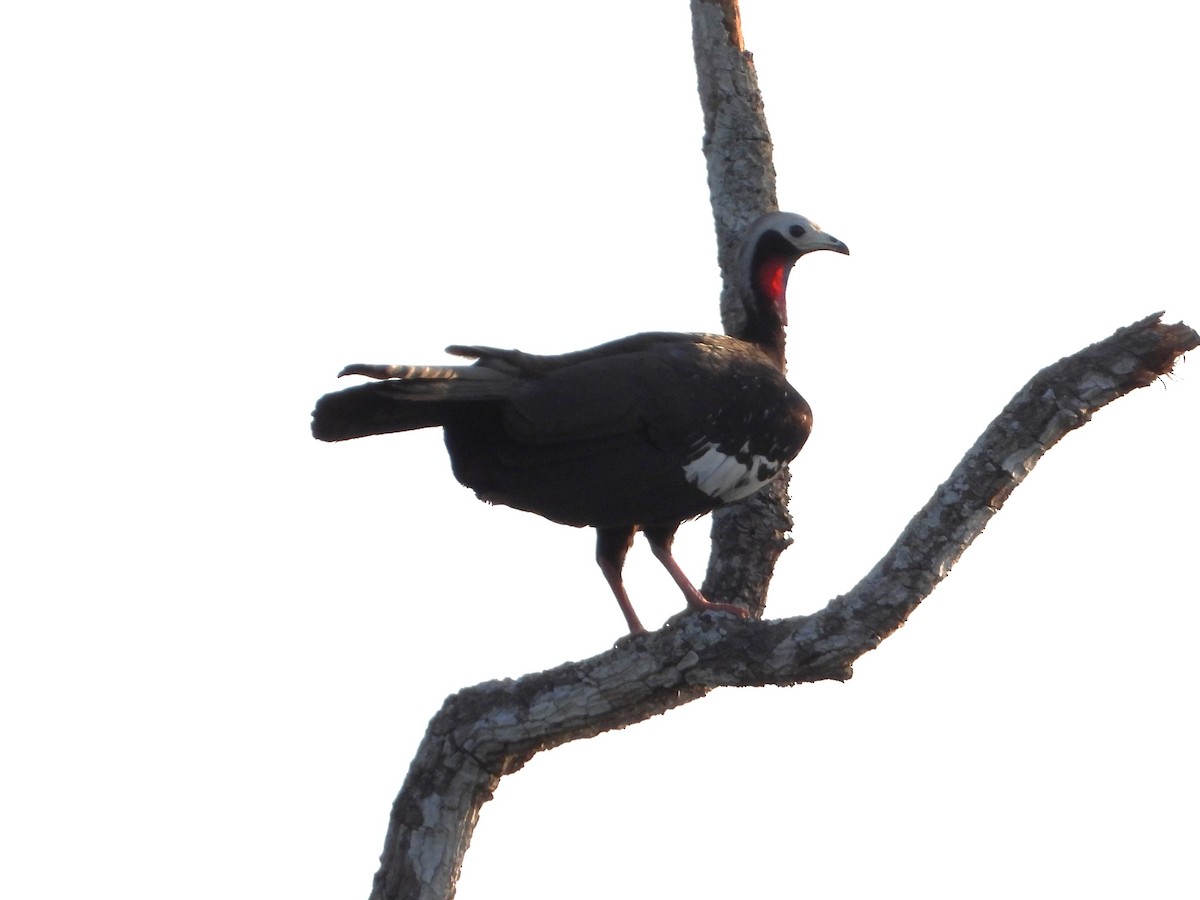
left=3, top=3, right=1197, bottom=898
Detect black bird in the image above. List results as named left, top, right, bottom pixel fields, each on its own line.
left=312, top=212, right=848, bottom=634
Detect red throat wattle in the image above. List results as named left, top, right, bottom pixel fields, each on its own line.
left=756, top=257, right=790, bottom=325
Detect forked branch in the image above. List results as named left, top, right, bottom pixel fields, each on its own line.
left=368, top=3, right=1196, bottom=897
left=369, top=313, right=1197, bottom=900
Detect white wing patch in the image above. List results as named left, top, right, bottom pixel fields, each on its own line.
left=683, top=442, right=782, bottom=503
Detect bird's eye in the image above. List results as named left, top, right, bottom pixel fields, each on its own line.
left=788, top=224, right=806, bottom=238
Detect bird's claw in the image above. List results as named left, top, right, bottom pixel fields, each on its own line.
left=663, top=603, right=751, bottom=630
left=611, top=629, right=652, bottom=651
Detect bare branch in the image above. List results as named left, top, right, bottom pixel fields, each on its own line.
left=369, top=314, right=1196, bottom=900
left=690, top=0, right=778, bottom=309
left=368, top=5, right=1197, bottom=897
left=808, top=312, right=1196, bottom=650
left=690, top=0, right=792, bottom=618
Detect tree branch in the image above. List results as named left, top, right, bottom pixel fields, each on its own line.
left=690, top=0, right=791, bottom=618
left=368, top=313, right=1196, bottom=900
left=367, top=5, right=1197, bottom=897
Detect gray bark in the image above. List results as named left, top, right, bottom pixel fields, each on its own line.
left=370, top=313, right=1197, bottom=900
left=365, top=4, right=1198, bottom=898
left=689, top=0, right=791, bottom=619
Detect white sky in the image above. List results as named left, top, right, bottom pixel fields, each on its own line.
left=3, top=2, right=1197, bottom=898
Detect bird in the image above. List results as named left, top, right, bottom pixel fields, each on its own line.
left=312, top=212, right=848, bottom=634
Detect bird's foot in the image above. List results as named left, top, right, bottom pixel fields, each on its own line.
left=688, top=597, right=750, bottom=619
left=664, top=599, right=750, bottom=630
left=611, top=628, right=652, bottom=651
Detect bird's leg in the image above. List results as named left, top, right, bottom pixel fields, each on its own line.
left=595, top=526, right=645, bottom=635
left=641, top=526, right=750, bottom=621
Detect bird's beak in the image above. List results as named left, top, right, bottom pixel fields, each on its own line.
left=797, top=230, right=850, bottom=257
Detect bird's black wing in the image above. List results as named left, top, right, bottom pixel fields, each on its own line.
left=444, top=333, right=788, bottom=527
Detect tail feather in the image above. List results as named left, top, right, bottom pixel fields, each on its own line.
left=311, top=364, right=513, bottom=442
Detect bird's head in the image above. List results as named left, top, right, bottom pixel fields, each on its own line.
left=739, top=211, right=849, bottom=334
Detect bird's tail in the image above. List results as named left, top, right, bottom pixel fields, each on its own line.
left=311, top=362, right=512, bottom=442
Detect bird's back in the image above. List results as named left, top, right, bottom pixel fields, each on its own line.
left=441, top=332, right=811, bottom=528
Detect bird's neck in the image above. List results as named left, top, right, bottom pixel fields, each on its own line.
left=739, top=303, right=788, bottom=370
left=739, top=254, right=793, bottom=369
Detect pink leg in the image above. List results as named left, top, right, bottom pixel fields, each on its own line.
left=595, top=527, right=646, bottom=635
left=642, top=526, right=749, bottom=620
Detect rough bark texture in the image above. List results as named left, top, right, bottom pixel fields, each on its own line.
left=690, top=0, right=791, bottom=618
left=366, top=3, right=1196, bottom=897
left=691, top=0, right=778, bottom=310
left=370, top=314, right=1196, bottom=900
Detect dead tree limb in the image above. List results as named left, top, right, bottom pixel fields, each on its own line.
left=368, top=313, right=1196, bottom=900
left=691, top=0, right=795, bottom=618
left=366, top=3, right=1195, bottom=897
